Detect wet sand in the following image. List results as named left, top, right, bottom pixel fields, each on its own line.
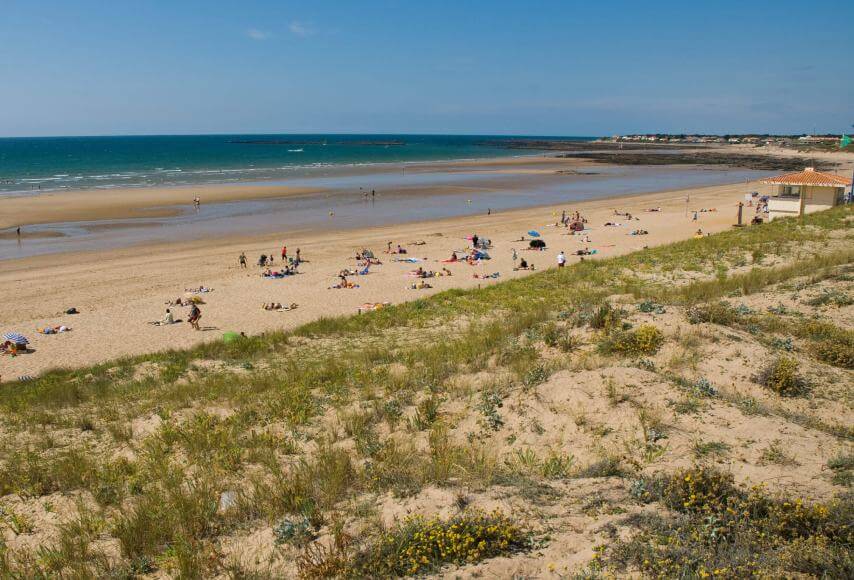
left=1, top=155, right=769, bottom=260
left=1, top=178, right=752, bottom=380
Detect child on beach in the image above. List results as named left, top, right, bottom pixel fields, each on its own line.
left=188, top=304, right=202, bottom=330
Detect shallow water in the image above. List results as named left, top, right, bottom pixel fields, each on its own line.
left=0, top=164, right=770, bottom=260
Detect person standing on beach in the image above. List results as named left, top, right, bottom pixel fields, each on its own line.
left=281, top=245, right=287, bottom=261
left=512, top=248, right=518, bottom=268
left=557, top=251, right=566, bottom=268
left=238, top=252, right=247, bottom=268
left=295, top=248, right=301, bottom=264
left=188, top=304, right=201, bottom=330
left=16, top=226, right=21, bottom=238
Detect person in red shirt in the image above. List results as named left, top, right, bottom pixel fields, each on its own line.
left=281, top=245, right=287, bottom=261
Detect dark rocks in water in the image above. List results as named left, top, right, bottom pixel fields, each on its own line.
left=228, top=139, right=405, bottom=146
left=554, top=151, right=836, bottom=172
left=475, top=139, right=705, bottom=151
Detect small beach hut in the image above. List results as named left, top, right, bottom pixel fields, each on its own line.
left=761, top=167, right=851, bottom=220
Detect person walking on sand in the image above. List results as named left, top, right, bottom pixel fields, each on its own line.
left=188, top=303, right=202, bottom=330
left=512, top=248, right=518, bottom=267
left=557, top=251, right=566, bottom=268
left=281, top=245, right=287, bottom=261
left=238, top=252, right=247, bottom=268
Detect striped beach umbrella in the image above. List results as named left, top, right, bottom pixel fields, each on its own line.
left=3, top=332, right=28, bottom=345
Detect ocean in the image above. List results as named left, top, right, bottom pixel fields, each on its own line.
left=0, top=134, right=592, bottom=195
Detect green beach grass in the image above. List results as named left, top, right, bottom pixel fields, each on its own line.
left=0, top=205, right=851, bottom=577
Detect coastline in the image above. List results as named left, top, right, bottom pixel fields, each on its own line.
left=1, top=177, right=754, bottom=379
left=0, top=154, right=570, bottom=229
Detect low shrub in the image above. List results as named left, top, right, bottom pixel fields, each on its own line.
left=753, top=357, right=809, bottom=396
left=599, top=324, right=664, bottom=356
left=813, top=339, right=854, bottom=369
left=298, top=510, right=530, bottom=578
left=603, top=466, right=854, bottom=578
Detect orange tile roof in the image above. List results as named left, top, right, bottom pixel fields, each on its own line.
left=761, top=168, right=851, bottom=187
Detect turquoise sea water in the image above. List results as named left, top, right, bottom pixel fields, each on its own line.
left=0, top=134, right=592, bottom=194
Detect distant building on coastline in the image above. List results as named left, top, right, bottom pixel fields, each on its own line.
left=761, top=167, right=851, bottom=220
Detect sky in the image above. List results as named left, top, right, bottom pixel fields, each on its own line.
left=1, top=0, right=852, bottom=137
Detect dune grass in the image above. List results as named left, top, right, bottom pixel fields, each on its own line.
left=0, top=206, right=851, bottom=577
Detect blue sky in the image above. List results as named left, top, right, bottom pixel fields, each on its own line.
left=1, top=0, right=852, bottom=137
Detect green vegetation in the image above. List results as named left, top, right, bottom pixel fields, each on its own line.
left=606, top=466, right=853, bottom=579
left=753, top=357, right=809, bottom=397
left=298, top=510, right=530, bottom=578
left=0, top=205, right=851, bottom=576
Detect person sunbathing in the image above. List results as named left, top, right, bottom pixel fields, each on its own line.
left=330, top=275, right=359, bottom=289
left=409, top=280, right=432, bottom=289
left=1, top=341, right=20, bottom=356
left=473, top=272, right=500, bottom=279
left=444, top=251, right=458, bottom=262
left=629, top=229, right=649, bottom=236
left=439, top=267, right=452, bottom=276
left=514, top=259, right=535, bottom=271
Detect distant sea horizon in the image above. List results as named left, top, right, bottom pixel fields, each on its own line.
left=0, top=133, right=597, bottom=195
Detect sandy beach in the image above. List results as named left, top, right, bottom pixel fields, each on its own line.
left=2, top=177, right=753, bottom=379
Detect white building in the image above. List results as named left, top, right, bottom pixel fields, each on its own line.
left=761, top=167, right=851, bottom=220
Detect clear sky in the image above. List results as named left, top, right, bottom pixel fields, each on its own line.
left=1, top=0, right=852, bottom=137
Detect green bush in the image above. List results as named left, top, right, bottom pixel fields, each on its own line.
left=813, top=340, right=854, bottom=369
left=298, top=510, right=530, bottom=578
left=753, top=357, right=809, bottom=396
left=599, top=324, right=664, bottom=356
left=604, top=466, right=854, bottom=579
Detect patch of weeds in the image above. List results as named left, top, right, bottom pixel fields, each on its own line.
left=686, top=301, right=740, bottom=325
left=667, top=395, right=704, bottom=415
left=691, top=440, right=731, bottom=460
left=541, top=450, right=575, bottom=479
left=638, top=300, right=666, bottom=314
left=603, top=466, right=853, bottom=578
left=813, top=339, right=854, bottom=369
left=409, top=396, right=441, bottom=431
left=805, top=289, right=853, bottom=307
left=827, top=452, right=853, bottom=487
left=274, top=515, right=316, bottom=547
left=734, top=395, right=765, bottom=416
left=767, top=303, right=789, bottom=315
left=575, top=456, right=624, bottom=479
left=588, top=303, right=625, bottom=331
left=477, top=390, right=504, bottom=432
left=522, top=364, right=549, bottom=389
left=598, top=324, right=664, bottom=357
left=770, top=336, right=794, bottom=352
left=752, top=357, right=809, bottom=397
left=636, top=358, right=656, bottom=372
left=298, top=510, right=531, bottom=578
left=759, top=440, right=799, bottom=466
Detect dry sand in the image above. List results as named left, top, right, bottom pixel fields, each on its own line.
left=1, top=179, right=751, bottom=379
